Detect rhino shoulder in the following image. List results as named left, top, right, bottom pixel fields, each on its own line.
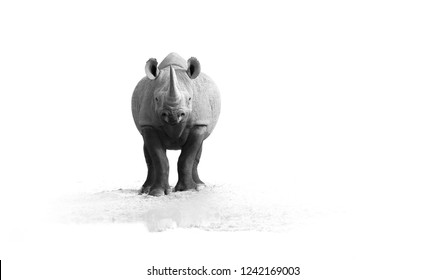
left=190, top=73, right=221, bottom=131
left=132, top=77, right=157, bottom=132
left=132, top=77, right=151, bottom=111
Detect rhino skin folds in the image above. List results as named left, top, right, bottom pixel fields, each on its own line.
left=131, top=52, right=221, bottom=196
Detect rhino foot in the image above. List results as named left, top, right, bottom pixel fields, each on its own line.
left=149, top=188, right=165, bottom=196
left=149, top=187, right=172, bottom=196
left=139, top=185, right=171, bottom=196
left=196, top=183, right=206, bottom=191
left=174, top=181, right=198, bottom=192
left=138, top=185, right=150, bottom=195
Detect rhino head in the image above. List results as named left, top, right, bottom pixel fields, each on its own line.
left=145, top=55, right=201, bottom=126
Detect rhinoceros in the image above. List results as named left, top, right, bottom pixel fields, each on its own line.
left=131, top=53, right=221, bottom=196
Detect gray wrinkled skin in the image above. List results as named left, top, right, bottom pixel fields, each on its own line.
left=131, top=53, right=221, bottom=196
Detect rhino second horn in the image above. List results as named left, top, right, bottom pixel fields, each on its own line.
left=167, top=65, right=181, bottom=104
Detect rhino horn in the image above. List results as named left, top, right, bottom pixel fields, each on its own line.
left=166, top=65, right=181, bottom=104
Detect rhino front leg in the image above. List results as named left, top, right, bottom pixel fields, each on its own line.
left=175, top=126, right=207, bottom=192
left=141, top=127, right=170, bottom=196
left=139, top=144, right=155, bottom=194
left=192, top=144, right=206, bottom=189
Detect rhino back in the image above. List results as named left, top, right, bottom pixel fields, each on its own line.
left=190, top=72, right=221, bottom=137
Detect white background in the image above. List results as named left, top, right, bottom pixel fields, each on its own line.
left=1, top=0, right=445, bottom=279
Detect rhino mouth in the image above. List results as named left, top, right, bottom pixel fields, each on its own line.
left=160, top=109, right=187, bottom=126
left=166, top=119, right=183, bottom=126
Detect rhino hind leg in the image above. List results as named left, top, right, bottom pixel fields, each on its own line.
left=192, top=144, right=206, bottom=190
left=139, top=144, right=155, bottom=194
left=175, top=126, right=207, bottom=192
left=141, top=127, right=171, bottom=196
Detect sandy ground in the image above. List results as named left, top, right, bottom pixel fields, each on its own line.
left=52, top=182, right=314, bottom=232
left=3, top=176, right=444, bottom=280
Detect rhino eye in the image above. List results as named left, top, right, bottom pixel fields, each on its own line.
left=155, top=97, right=159, bottom=102
left=188, top=97, right=191, bottom=101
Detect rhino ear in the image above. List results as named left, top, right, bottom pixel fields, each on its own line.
left=187, top=57, right=201, bottom=79
left=145, top=58, right=159, bottom=80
